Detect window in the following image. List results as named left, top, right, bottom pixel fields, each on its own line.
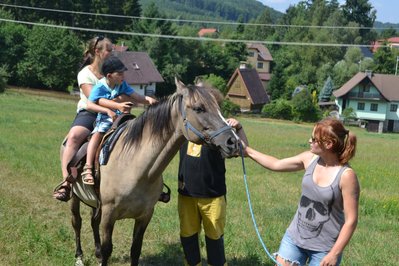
left=370, top=103, right=378, bottom=111
left=390, top=104, right=398, bottom=112
left=257, top=62, right=264, bottom=69
left=363, top=84, right=370, bottom=92
left=248, top=51, right=255, bottom=57
left=357, top=102, right=365, bottom=110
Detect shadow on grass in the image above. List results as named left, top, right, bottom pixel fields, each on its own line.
left=110, top=241, right=275, bottom=265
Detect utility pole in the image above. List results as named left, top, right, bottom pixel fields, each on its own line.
left=396, top=56, right=399, bottom=76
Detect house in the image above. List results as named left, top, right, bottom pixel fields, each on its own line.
left=245, top=43, right=273, bottom=93
left=333, top=71, right=399, bottom=133
left=226, top=65, right=269, bottom=112
left=198, top=28, right=218, bottom=38
left=113, top=50, right=164, bottom=97
left=371, top=37, right=399, bottom=53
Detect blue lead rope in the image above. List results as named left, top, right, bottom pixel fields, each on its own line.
left=238, top=142, right=280, bottom=266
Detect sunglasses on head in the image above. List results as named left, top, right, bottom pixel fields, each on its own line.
left=94, top=35, right=105, bottom=50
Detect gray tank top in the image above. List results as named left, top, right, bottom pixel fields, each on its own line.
left=287, top=156, right=348, bottom=251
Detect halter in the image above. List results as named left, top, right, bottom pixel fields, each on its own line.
left=180, top=99, right=232, bottom=144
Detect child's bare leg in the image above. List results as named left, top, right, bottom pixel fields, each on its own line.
left=82, top=133, right=103, bottom=185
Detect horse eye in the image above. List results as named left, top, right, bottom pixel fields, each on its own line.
left=192, top=106, right=205, bottom=113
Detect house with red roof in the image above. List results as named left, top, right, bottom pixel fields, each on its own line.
left=198, top=28, right=219, bottom=38
left=333, top=71, right=399, bottom=133
left=371, top=37, right=399, bottom=53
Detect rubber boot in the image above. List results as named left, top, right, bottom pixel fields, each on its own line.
left=205, top=235, right=226, bottom=266
left=181, top=233, right=201, bottom=266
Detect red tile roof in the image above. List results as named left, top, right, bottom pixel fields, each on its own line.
left=198, top=28, right=218, bottom=37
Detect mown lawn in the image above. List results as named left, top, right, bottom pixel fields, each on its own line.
left=0, top=88, right=398, bottom=265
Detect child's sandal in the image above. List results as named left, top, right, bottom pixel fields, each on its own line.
left=82, top=164, right=95, bottom=185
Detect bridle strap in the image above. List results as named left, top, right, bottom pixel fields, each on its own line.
left=180, top=99, right=232, bottom=144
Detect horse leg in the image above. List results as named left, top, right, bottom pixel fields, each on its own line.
left=70, top=195, right=84, bottom=264
left=130, top=210, right=154, bottom=266
left=91, top=207, right=102, bottom=261
left=100, top=207, right=116, bottom=266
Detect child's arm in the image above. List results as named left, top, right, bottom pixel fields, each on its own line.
left=97, top=98, right=132, bottom=114
left=86, top=100, right=116, bottom=115
left=130, top=92, right=158, bottom=105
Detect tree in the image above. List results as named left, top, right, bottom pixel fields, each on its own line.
left=342, top=0, right=376, bottom=41
left=373, top=43, right=399, bottom=74
left=201, top=74, right=227, bottom=95
left=291, top=89, right=321, bottom=122
left=332, top=47, right=372, bottom=87
left=379, top=28, right=398, bottom=39
left=0, top=11, right=28, bottom=85
left=319, top=76, right=334, bottom=102
left=0, top=65, right=8, bottom=93
left=17, top=25, right=81, bottom=90
left=268, top=62, right=288, bottom=100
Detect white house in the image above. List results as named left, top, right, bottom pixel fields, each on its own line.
left=333, top=71, right=399, bottom=133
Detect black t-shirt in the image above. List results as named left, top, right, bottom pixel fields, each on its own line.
left=178, top=141, right=226, bottom=198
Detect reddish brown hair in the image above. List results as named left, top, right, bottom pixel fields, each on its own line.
left=313, top=117, right=357, bottom=164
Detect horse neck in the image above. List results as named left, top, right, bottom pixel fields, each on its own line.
left=146, top=100, right=185, bottom=179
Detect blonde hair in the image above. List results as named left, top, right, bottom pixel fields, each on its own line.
left=313, top=117, right=357, bottom=164
left=79, top=36, right=112, bottom=70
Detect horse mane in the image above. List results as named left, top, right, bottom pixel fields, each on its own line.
left=121, top=93, right=181, bottom=151
left=121, top=84, right=220, bottom=152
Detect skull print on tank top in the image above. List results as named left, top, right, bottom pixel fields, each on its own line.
left=287, top=156, right=348, bottom=252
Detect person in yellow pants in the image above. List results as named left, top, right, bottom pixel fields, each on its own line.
left=177, top=118, right=247, bottom=266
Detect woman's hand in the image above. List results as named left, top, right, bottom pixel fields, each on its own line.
left=226, top=118, right=242, bottom=130
left=320, top=252, right=339, bottom=266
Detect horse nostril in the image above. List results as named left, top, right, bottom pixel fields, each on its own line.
left=226, top=136, right=237, bottom=147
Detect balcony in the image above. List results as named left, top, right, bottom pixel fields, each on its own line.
left=348, top=91, right=381, bottom=100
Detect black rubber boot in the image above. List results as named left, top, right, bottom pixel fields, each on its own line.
left=180, top=234, right=201, bottom=266
left=205, top=235, right=226, bottom=266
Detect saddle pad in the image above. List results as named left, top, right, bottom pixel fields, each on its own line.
left=100, top=121, right=129, bottom=165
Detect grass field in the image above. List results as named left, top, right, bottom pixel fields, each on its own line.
left=0, top=88, right=398, bottom=265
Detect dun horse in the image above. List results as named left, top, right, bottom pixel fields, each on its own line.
left=61, top=78, right=239, bottom=265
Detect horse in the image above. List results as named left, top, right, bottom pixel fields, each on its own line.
left=61, top=78, right=240, bottom=266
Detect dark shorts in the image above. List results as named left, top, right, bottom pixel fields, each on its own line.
left=70, top=110, right=97, bottom=131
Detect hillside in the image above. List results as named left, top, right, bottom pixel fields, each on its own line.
left=374, top=21, right=399, bottom=33
left=140, top=0, right=283, bottom=23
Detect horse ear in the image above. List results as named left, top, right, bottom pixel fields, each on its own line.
left=175, top=77, right=188, bottom=95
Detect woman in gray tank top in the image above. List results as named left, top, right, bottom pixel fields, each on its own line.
left=244, top=117, right=359, bottom=266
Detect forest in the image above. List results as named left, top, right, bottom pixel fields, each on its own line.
left=0, top=0, right=398, bottom=120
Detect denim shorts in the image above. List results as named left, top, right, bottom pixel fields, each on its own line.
left=93, top=116, right=113, bottom=133
left=274, top=232, right=342, bottom=266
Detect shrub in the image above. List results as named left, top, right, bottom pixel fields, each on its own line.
left=221, top=99, right=240, bottom=117
left=0, top=65, right=9, bottom=93
left=261, top=99, right=293, bottom=120
left=291, top=89, right=321, bottom=122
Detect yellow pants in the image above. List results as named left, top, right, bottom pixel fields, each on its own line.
left=178, top=194, right=226, bottom=239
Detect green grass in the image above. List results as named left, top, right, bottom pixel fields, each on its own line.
left=1, top=89, right=398, bottom=265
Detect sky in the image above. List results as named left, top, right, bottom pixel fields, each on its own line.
left=257, top=0, right=399, bottom=24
